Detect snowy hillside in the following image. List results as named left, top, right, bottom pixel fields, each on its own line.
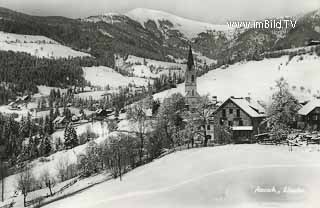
left=0, top=31, right=90, bottom=58
left=83, top=66, right=151, bottom=88
left=154, top=54, right=320, bottom=102
left=42, top=145, right=320, bottom=208
left=123, top=55, right=184, bottom=78
left=126, top=8, right=232, bottom=39
left=2, top=121, right=110, bottom=201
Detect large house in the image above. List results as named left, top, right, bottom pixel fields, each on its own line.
left=212, top=97, right=266, bottom=143
left=297, top=99, right=320, bottom=130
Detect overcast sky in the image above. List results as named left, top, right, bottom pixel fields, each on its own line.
left=1, top=0, right=320, bottom=23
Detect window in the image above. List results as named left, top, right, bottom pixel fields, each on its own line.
left=222, top=109, right=226, bottom=117
left=312, top=115, right=318, bottom=121
left=220, top=118, right=224, bottom=125
left=228, top=121, right=233, bottom=126
left=191, top=75, right=195, bottom=82
left=239, top=119, right=243, bottom=126
left=192, top=90, right=194, bottom=96
left=229, top=109, right=233, bottom=114
left=207, top=125, right=211, bottom=130
left=237, top=109, right=240, bottom=117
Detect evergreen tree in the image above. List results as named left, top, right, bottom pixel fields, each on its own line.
left=64, top=123, right=78, bottom=149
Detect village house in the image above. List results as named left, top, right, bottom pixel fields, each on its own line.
left=297, top=99, right=320, bottom=130
left=212, top=97, right=266, bottom=143
left=53, top=116, right=68, bottom=129
left=95, top=108, right=114, bottom=120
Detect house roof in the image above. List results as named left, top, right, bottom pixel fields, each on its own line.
left=298, top=99, right=320, bottom=116
left=144, top=108, right=153, bottom=117
left=216, top=97, right=266, bottom=118
left=53, top=116, right=66, bottom=124
left=232, top=126, right=253, bottom=131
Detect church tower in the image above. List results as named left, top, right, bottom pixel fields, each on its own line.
left=185, top=46, right=199, bottom=109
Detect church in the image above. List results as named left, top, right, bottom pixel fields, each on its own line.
left=185, top=46, right=200, bottom=110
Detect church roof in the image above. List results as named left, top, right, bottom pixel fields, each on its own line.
left=187, top=45, right=194, bottom=70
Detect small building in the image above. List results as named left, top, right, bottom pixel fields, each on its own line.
left=297, top=99, right=320, bottom=130
left=213, top=97, right=266, bottom=143
left=306, top=39, right=320, bottom=46
left=95, top=108, right=113, bottom=120
left=53, top=116, right=68, bottom=129
left=144, top=108, right=153, bottom=118
left=71, top=115, right=80, bottom=122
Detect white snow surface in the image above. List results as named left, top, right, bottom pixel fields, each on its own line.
left=42, top=144, right=320, bottom=208
left=0, top=31, right=90, bottom=58
left=154, top=54, right=320, bottom=103
left=124, top=55, right=184, bottom=78
left=83, top=66, right=151, bottom=87
left=126, top=8, right=233, bottom=39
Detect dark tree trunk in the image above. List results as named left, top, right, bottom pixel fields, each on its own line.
left=23, top=194, right=27, bottom=207
left=48, top=181, right=53, bottom=196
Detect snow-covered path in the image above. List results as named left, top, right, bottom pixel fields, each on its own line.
left=43, top=145, right=320, bottom=208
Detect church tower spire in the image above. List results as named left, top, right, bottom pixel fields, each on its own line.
left=187, top=45, right=194, bottom=70
left=184, top=45, right=199, bottom=110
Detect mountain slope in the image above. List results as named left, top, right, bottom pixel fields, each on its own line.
left=0, top=31, right=90, bottom=58
left=125, top=8, right=232, bottom=39
left=83, top=66, right=151, bottom=88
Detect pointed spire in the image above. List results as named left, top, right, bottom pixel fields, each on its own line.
left=187, top=45, right=194, bottom=70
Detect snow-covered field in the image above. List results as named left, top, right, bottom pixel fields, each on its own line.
left=83, top=66, right=151, bottom=88
left=116, top=55, right=185, bottom=79
left=42, top=144, right=320, bottom=208
left=154, top=54, right=320, bottom=103
left=126, top=8, right=232, bottom=39
left=0, top=31, right=90, bottom=58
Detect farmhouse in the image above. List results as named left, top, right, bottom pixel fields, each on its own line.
left=95, top=108, right=113, bottom=120
left=297, top=99, right=320, bottom=130
left=53, top=116, right=68, bottom=129
left=213, top=97, right=266, bottom=143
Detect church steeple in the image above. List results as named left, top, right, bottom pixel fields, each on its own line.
left=184, top=45, right=199, bottom=110
left=187, top=45, right=194, bottom=70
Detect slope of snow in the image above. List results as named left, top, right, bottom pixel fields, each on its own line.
left=124, top=55, right=184, bottom=78
left=126, top=8, right=233, bottom=39
left=42, top=145, right=320, bottom=208
left=154, top=54, right=320, bottom=102
left=82, top=13, right=124, bottom=24
left=83, top=66, right=151, bottom=88
left=0, top=31, right=90, bottom=58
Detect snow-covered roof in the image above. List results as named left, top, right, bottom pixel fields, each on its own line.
left=232, top=126, right=253, bottom=131
left=53, top=116, right=66, bottom=124
left=218, top=97, right=266, bottom=118
left=298, top=99, right=320, bottom=116
left=144, top=108, right=153, bottom=117
left=231, top=98, right=266, bottom=118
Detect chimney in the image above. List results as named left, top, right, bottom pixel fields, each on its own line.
left=212, top=96, right=217, bottom=104
left=245, top=96, right=251, bottom=103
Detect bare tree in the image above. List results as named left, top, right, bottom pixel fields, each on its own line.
left=17, top=165, right=34, bottom=207
left=127, top=99, right=150, bottom=165
left=55, top=157, right=69, bottom=182
left=0, top=160, right=7, bottom=202
left=187, top=95, right=215, bottom=147
left=40, top=170, right=55, bottom=196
